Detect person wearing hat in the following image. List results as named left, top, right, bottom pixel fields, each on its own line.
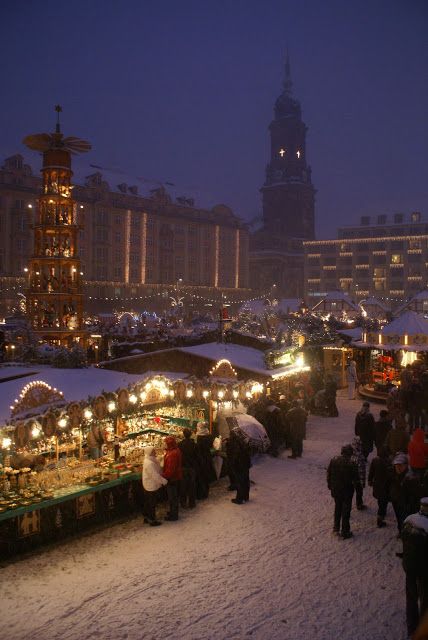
left=327, top=444, right=362, bottom=539
left=355, top=402, right=375, bottom=459
left=142, top=446, right=167, bottom=526
left=401, top=497, right=428, bottom=638
left=390, top=453, right=422, bottom=536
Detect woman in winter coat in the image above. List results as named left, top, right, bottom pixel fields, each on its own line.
left=368, top=445, right=393, bottom=527
left=142, top=446, right=167, bottom=526
left=162, top=436, right=183, bottom=521
left=351, top=436, right=367, bottom=510
left=408, top=428, right=428, bottom=477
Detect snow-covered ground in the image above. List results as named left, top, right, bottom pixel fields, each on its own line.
left=0, top=392, right=407, bottom=640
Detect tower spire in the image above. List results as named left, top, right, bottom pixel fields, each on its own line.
left=55, top=104, right=62, bottom=134
left=283, top=48, right=292, bottom=94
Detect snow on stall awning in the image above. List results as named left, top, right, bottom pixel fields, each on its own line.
left=380, top=311, right=428, bottom=336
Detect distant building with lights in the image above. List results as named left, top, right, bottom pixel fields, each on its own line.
left=250, top=53, right=315, bottom=297
left=303, top=212, right=428, bottom=309
left=0, top=154, right=250, bottom=315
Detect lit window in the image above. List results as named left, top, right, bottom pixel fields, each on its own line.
left=391, top=254, right=402, bottom=264
left=296, top=150, right=301, bottom=159
left=279, top=148, right=286, bottom=157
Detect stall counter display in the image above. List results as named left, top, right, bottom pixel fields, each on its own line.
left=0, top=457, right=143, bottom=557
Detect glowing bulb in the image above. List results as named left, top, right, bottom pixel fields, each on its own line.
left=84, top=409, right=92, bottom=420
left=218, top=390, right=224, bottom=399
left=32, top=426, right=41, bottom=438
left=202, top=390, right=209, bottom=399
left=129, top=394, right=137, bottom=404
left=169, top=390, right=174, bottom=398
left=233, top=390, right=238, bottom=399
left=107, top=401, right=116, bottom=413
left=2, top=437, right=12, bottom=449
left=58, top=417, right=67, bottom=429
left=186, top=389, right=193, bottom=398
left=140, top=391, right=147, bottom=401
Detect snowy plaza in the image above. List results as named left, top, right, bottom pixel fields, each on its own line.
left=0, top=391, right=406, bottom=640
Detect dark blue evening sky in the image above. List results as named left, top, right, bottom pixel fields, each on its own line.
left=1, top=0, right=427, bottom=237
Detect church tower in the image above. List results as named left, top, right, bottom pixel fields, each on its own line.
left=250, top=53, right=315, bottom=296
left=262, top=52, right=315, bottom=239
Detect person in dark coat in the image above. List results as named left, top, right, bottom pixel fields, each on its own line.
left=286, top=400, right=308, bottom=459
left=385, top=422, right=410, bottom=457
left=401, top=497, right=428, bottom=638
left=355, top=402, right=375, bottom=459
left=226, top=429, right=251, bottom=505
left=389, top=452, right=422, bottom=535
left=264, top=401, right=284, bottom=457
left=368, top=445, right=393, bottom=527
left=324, top=375, right=339, bottom=417
left=327, top=444, right=362, bottom=539
left=195, top=422, right=214, bottom=500
left=406, top=376, right=424, bottom=433
left=374, top=409, right=393, bottom=454
left=178, top=428, right=198, bottom=509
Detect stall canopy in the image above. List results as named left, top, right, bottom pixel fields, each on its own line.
left=353, top=311, right=428, bottom=351
left=381, top=311, right=428, bottom=337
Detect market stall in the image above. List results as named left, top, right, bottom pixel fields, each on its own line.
left=0, top=370, right=265, bottom=556
left=352, top=311, right=428, bottom=400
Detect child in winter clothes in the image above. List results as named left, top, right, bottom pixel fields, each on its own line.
left=351, top=436, right=367, bottom=510
left=408, top=428, right=428, bottom=477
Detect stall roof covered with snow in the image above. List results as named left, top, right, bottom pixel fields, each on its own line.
left=353, top=310, right=428, bottom=351
left=311, top=292, right=360, bottom=317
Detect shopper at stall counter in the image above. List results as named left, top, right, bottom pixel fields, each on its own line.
left=142, top=446, right=167, bottom=526
left=162, top=436, right=183, bottom=521
left=195, top=422, right=214, bottom=500
left=179, top=428, right=198, bottom=509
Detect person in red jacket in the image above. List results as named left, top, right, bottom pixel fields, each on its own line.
left=162, top=436, right=183, bottom=521
left=408, top=428, right=428, bottom=478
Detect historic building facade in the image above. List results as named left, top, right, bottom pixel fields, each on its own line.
left=250, top=53, right=315, bottom=296
left=0, top=155, right=249, bottom=315
left=303, top=212, right=428, bottom=308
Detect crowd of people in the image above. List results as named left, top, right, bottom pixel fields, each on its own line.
left=141, top=422, right=215, bottom=526
left=327, top=397, right=428, bottom=639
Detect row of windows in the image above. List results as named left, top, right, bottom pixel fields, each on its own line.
left=307, top=239, right=427, bottom=254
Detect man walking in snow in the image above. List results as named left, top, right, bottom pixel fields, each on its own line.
left=286, top=399, right=307, bottom=459
left=327, top=444, right=362, bottom=539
